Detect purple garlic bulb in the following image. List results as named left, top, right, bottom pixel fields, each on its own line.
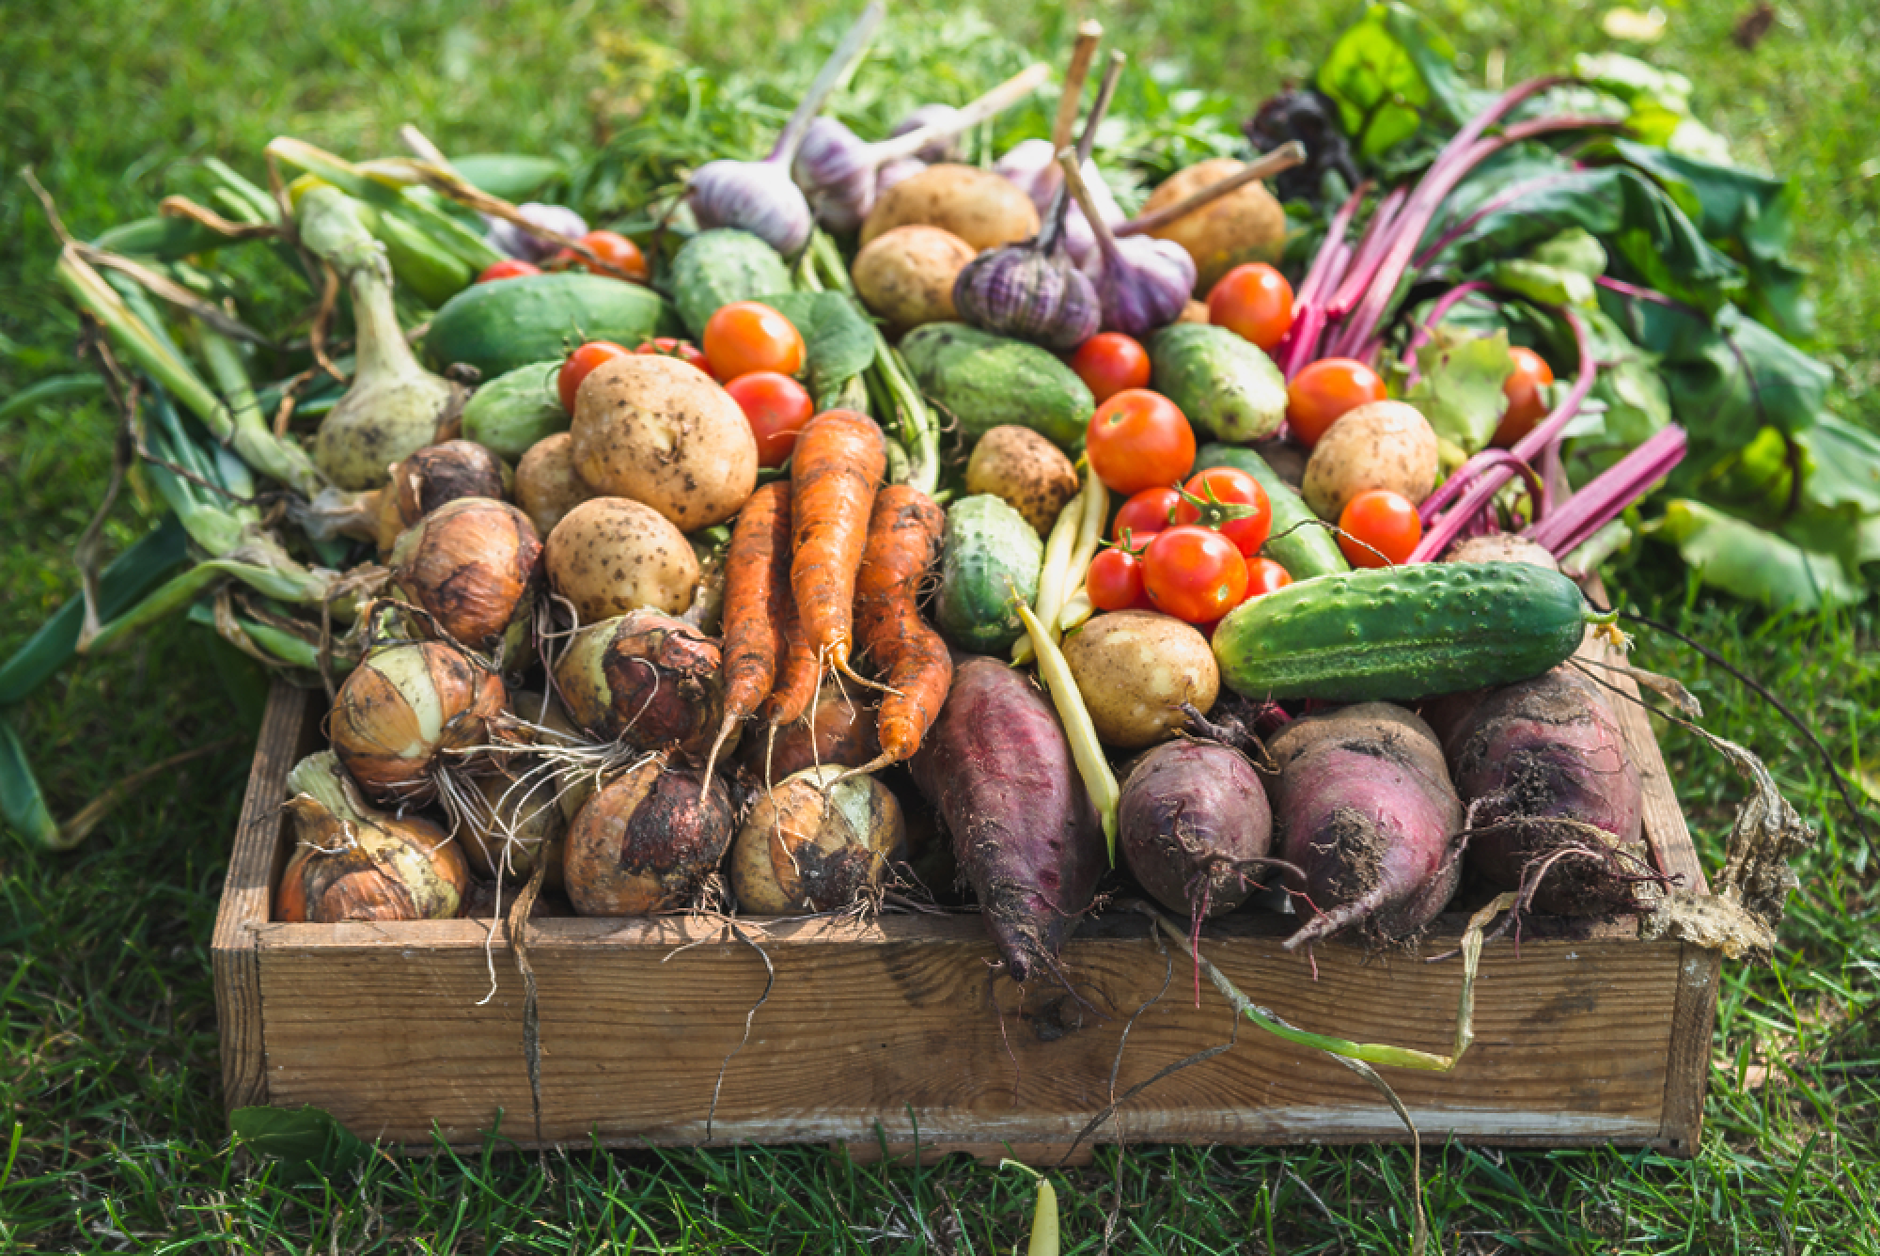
left=953, top=244, right=1101, bottom=351
left=890, top=104, right=966, bottom=163
left=1094, top=236, right=1195, bottom=337
left=485, top=203, right=588, bottom=263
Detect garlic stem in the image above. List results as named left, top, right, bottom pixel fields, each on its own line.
left=1041, top=52, right=1126, bottom=253
left=1051, top=21, right=1104, bottom=151
left=870, top=63, right=1051, bottom=165
left=1057, top=145, right=1123, bottom=265
left=1116, top=140, right=1308, bottom=237
left=771, top=0, right=887, bottom=165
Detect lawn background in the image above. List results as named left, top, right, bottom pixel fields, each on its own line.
left=3, top=0, right=1877, bottom=1251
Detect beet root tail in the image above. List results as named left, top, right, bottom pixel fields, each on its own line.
left=1283, top=884, right=1389, bottom=952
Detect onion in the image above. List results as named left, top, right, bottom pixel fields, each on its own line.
left=388, top=497, right=543, bottom=653
left=730, top=765, right=905, bottom=914
left=461, top=761, right=568, bottom=890
left=275, top=751, right=469, bottom=922
left=375, top=440, right=512, bottom=552
left=562, top=757, right=736, bottom=916
left=551, top=610, right=723, bottom=759
left=328, top=639, right=507, bottom=807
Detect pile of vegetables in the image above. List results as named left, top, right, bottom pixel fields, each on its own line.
left=9, top=4, right=1851, bottom=1004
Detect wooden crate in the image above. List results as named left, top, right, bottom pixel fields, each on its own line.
left=213, top=650, right=1719, bottom=1161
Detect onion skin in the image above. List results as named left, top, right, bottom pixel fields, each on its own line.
left=328, top=641, right=507, bottom=806
left=376, top=440, right=512, bottom=552
left=389, top=497, right=542, bottom=652
left=731, top=766, right=905, bottom=914
left=563, top=758, right=735, bottom=915
left=735, top=679, right=879, bottom=785
left=552, top=610, right=723, bottom=758
left=462, top=762, right=568, bottom=890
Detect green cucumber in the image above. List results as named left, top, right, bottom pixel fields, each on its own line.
left=669, top=229, right=792, bottom=338
left=1212, top=562, right=1608, bottom=702
left=424, top=272, right=679, bottom=379
left=1149, top=323, right=1288, bottom=442
left=899, top=323, right=1094, bottom=451
left=460, top=360, right=567, bottom=459
left=1195, top=442, right=1349, bottom=580
left=936, top=495, right=1045, bottom=653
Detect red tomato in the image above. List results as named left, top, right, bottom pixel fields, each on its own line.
left=1112, top=486, right=1181, bottom=547
left=1173, top=466, right=1272, bottom=557
left=1142, top=525, right=1249, bottom=624
left=1086, top=390, right=1196, bottom=496
left=552, top=229, right=648, bottom=281
left=1492, top=346, right=1556, bottom=448
left=1286, top=357, right=1387, bottom=448
left=1085, top=547, right=1145, bottom=612
left=1207, top=263, right=1294, bottom=352
left=1242, top=556, right=1293, bottom=597
left=724, top=371, right=814, bottom=467
left=1337, top=489, right=1422, bottom=568
left=1069, top=332, right=1152, bottom=404
left=477, top=258, right=541, bottom=283
left=635, top=337, right=715, bottom=378
left=703, top=301, right=805, bottom=381
left=557, top=340, right=632, bottom=414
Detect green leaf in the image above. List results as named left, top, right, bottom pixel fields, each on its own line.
left=0, top=374, right=105, bottom=421
left=754, top=291, right=877, bottom=409
left=229, top=1106, right=370, bottom=1183
left=1572, top=52, right=1693, bottom=114
left=450, top=153, right=565, bottom=201
left=1650, top=499, right=1861, bottom=611
left=1405, top=324, right=1514, bottom=454
left=1315, top=3, right=1485, bottom=159
left=0, top=720, right=57, bottom=846
left=1489, top=229, right=1608, bottom=308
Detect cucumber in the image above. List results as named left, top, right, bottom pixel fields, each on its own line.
left=1195, top=442, right=1349, bottom=580
left=669, top=229, right=792, bottom=338
left=1149, top=324, right=1288, bottom=442
left=899, top=323, right=1094, bottom=451
left=460, top=360, right=567, bottom=459
left=936, top=495, right=1045, bottom=653
left=424, top=272, right=679, bottom=379
left=1212, top=562, right=1604, bottom=702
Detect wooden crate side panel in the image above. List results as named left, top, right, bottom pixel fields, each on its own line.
left=255, top=920, right=1679, bottom=1151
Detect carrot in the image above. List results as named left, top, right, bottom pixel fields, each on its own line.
left=765, top=587, right=819, bottom=728
left=851, top=484, right=951, bottom=771
left=789, top=409, right=887, bottom=686
left=701, top=482, right=793, bottom=785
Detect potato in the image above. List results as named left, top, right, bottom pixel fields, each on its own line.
left=515, top=432, right=595, bottom=538
left=730, top=766, right=906, bottom=914
left=1062, top=611, right=1219, bottom=749
left=1301, top=400, right=1440, bottom=521
left=546, top=496, right=700, bottom=624
left=860, top=163, right=1041, bottom=253
left=964, top=425, right=1080, bottom=536
left=852, top=225, right=975, bottom=337
left=1141, top=157, right=1286, bottom=295
left=1178, top=298, right=1210, bottom=324
left=571, top=354, right=757, bottom=530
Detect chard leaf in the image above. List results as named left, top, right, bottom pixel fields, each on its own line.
left=754, top=291, right=876, bottom=409
left=1489, top=228, right=1608, bottom=307
left=1573, top=52, right=1694, bottom=114
left=1405, top=325, right=1514, bottom=454
left=1650, top=499, right=1860, bottom=610
left=1314, top=3, right=1485, bottom=159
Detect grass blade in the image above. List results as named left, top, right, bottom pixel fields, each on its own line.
left=0, top=720, right=58, bottom=845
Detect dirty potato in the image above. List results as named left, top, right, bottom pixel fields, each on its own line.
left=1301, top=400, right=1440, bottom=521
left=546, top=496, right=701, bottom=624
left=964, top=425, right=1081, bottom=536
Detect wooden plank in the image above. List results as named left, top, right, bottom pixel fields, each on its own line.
left=210, top=680, right=314, bottom=1112
left=254, top=915, right=1680, bottom=1151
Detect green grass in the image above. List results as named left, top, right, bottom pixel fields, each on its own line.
left=3, top=1, right=1877, bottom=1251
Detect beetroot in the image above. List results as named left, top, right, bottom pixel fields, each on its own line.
left=1267, top=703, right=1463, bottom=950
left=909, top=657, right=1104, bottom=983
left=1118, top=740, right=1272, bottom=919
left=1443, top=666, right=1650, bottom=915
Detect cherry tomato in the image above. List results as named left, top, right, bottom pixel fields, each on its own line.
left=1207, top=263, right=1294, bottom=352
left=1069, top=332, right=1152, bottom=404
left=635, top=337, right=715, bottom=378
left=1242, top=555, right=1294, bottom=597
left=703, top=301, right=805, bottom=382
left=1492, top=346, right=1556, bottom=448
left=557, top=340, right=632, bottom=414
left=1112, top=486, right=1181, bottom=547
left=1337, top=489, right=1422, bottom=568
left=1173, top=466, right=1272, bottom=557
left=1286, top=357, right=1387, bottom=448
left=477, top=258, right=541, bottom=283
left=551, top=229, right=648, bottom=282
left=1085, top=547, right=1146, bottom=612
left=1142, top=525, right=1249, bottom=624
left=1086, top=389, right=1196, bottom=496
left=724, top=371, right=815, bottom=467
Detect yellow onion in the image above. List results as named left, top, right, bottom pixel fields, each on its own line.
left=552, top=610, right=722, bottom=758
left=505, top=689, right=601, bottom=823
left=275, top=751, right=469, bottom=923
left=461, top=762, right=567, bottom=890
left=730, top=765, right=905, bottom=914
left=388, top=497, right=543, bottom=652
left=328, top=639, right=507, bottom=807
left=374, top=440, right=513, bottom=553
left=562, top=756, right=735, bottom=916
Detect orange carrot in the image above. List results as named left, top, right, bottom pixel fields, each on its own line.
left=851, top=484, right=952, bottom=770
left=702, top=481, right=792, bottom=782
left=789, top=409, right=887, bottom=684
left=764, top=582, right=818, bottom=727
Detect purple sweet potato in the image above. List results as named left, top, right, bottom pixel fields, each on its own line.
left=909, top=657, right=1104, bottom=983
left=1267, top=703, right=1463, bottom=950
left=1119, top=739, right=1272, bottom=919
left=1444, top=665, right=1649, bottom=915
